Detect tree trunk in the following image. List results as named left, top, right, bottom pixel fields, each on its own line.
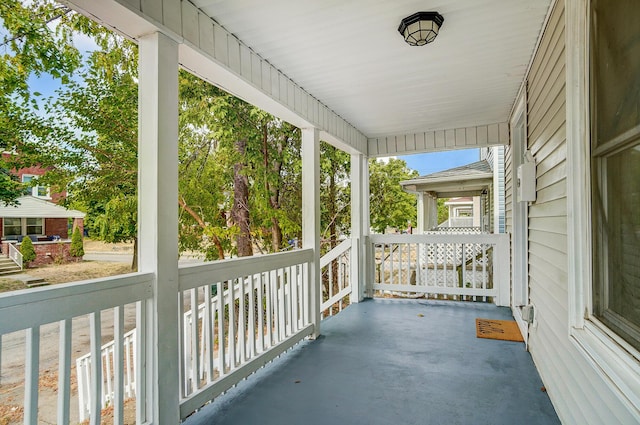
left=233, top=138, right=253, bottom=257
left=131, top=237, right=138, bottom=271
left=271, top=216, right=282, bottom=251
left=263, top=126, right=284, bottom=252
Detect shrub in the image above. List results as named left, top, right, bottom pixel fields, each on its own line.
left=20, top=237, right=36, bottom=266
left=70, top=227, right=84, bottom=257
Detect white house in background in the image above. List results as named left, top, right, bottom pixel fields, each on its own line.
left=400, top=145, right=505, bottom=233
left=442, top=196, right=479, bottom=228
left=0, top=1, right=638, bottom=424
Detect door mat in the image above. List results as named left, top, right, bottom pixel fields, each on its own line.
left=475, top=318, right=524, bottom=342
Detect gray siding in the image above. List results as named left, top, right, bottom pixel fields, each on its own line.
left=523, top=1, right=637, bottom=423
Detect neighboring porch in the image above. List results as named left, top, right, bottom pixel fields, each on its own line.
left=185, top=299, right=559, bottom=425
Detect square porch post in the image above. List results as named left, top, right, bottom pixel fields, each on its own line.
left=302, top=128, right=321, bottom=337
left=350, top=153, right=369, bottom=301
left=138, top=32, right=180, bottom=423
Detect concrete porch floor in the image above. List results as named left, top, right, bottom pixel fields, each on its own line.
left=184, top=299, right=560, bottom=425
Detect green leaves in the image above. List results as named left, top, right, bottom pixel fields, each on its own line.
left=369, top=158, right=418, bottom=234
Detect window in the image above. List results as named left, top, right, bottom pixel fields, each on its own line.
left=568, top=0, right=640, bottom=412
left=3, top=218, right=22, bottom=236
left=590, top=0, right=640, bottom=351
left=26, top=218, right=43, bottom=235
left=21, top=174, right=50, bottom=199
left=2, top=218, right=45, bottom=237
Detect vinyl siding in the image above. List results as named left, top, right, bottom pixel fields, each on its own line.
left=524, top=1, right=637, bottom=423
left=504, top=144, right=513, bottom=234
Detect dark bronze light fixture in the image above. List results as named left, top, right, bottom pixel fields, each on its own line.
left=398, top=12, right=444, bottom=46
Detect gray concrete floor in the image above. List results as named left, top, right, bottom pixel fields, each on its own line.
left=184, top=299, right=560, bottom=425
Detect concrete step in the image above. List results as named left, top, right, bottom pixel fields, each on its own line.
left=0, top=267, right=22, bottom=276
left=25, top=278, right=49, bottom=288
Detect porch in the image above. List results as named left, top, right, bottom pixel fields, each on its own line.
left=0, top=232, right=522, bottom=423
left=184, top=299, right=559, bottom=425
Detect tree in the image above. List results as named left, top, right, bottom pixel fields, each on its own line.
left=320, top=142, right=350, bottom=252
left=437, top=198, right=449, bottom=226
left=0, top=0, right=83, bottom=206
left=0, top=170, right=22, bottom=206
left=20, top=237, right=36, bottom=266
left=69, top=226, right=84, bottom=257
left=369, top=158, right=419, bottom=234
left=2, top=1, right=308, bottom=263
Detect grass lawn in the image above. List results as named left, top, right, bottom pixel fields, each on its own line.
left=0, top=261, right=133, bottom=293
left=0, top=278, right=27, bottom=293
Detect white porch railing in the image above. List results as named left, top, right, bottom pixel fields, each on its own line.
left=370, top=234, right=509, bottom=305
left=320, top=239, right=352, bottom=318
left=76, top=329, right=137, bottom=421
left=177, top=249, right=315, bottom=420
left=74, top=245, right=355, bottom=421
left=7, top=242, right=23, bottom=269
left=0, top=272, right=152, bottom=424
left=430, top=227, right=482, bottom=234
left=439, top=217, right=474, bottom=228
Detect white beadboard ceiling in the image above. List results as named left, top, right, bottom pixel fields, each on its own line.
left=190, top=0, right=551, bottom=139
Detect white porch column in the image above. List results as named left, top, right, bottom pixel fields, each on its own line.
left=473, top=196, right=481, bottom=227
left=138, top=32, right=179, bottom=423
left=416, top=193, right=425, bottom=233
left=362, top=157, right=372, bottom=298
left=302, top=128, right=321, bottom=337
left=417, top=192, right=438, bottom=232
left=350, top=153, right=368, bottom=302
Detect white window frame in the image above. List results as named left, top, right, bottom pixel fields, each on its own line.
left=566, top=0, right=640, bottom=416
left=21, top=174, right=51, bottom=199
left=1, top=217, right=45, bottom=237
left=3, top=217, right=23, bottom=237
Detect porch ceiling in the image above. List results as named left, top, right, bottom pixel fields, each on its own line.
left=66, top=0, right=552, bottom=154
left=192, top=0, right=551, bottom=139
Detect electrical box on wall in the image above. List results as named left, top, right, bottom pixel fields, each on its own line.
left=517, top=161, right=536, bottom=202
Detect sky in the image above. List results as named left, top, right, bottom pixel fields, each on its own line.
left=400, top=148, right=480, bottom=176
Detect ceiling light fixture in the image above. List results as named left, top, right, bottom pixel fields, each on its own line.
left=398, top=12, right=444, bottom=46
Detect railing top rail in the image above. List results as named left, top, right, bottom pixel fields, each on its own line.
left=178, top=248, right=314, bottom=291
left=370, top=233, right=508, bottom=244
left=320, top=239, right=352, bottom=268
left=0, top=272, right=153, bottom=334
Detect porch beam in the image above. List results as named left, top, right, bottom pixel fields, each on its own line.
left=367, top=122, right=509, bottom=157
left=138, top=32, right=180, bottom=424
left=302, top=128, right=321, bottom=337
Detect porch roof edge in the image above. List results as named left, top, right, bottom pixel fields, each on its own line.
left=367, top=122, right=509, bottom=157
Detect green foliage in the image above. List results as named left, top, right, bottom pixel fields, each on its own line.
left=0, top=169, right=22, bottom=206
left=437, top=198, right=449, bottom=226
left=177, top=71, right=303, bottom=258
left=320, top=142, right=350, bottom=252
left=20, top=237, right=36, bottom=265
left=369, top=158, right=419, bottom=233
left=69, top=227, right=84, bottom=257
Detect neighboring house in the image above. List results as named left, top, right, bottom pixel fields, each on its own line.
left=0, top=196, right=85, bottom=241
left=400, top=146, right=506, bottom=233
left=0, top=196, right=85, bottom=267
left=400, top=158, right=495, bottom=232
left=0, top=155, right=85, bottom=265
left=442, top=196, right=479, bottom=228
left=1, top=152, right=66, bottom=203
